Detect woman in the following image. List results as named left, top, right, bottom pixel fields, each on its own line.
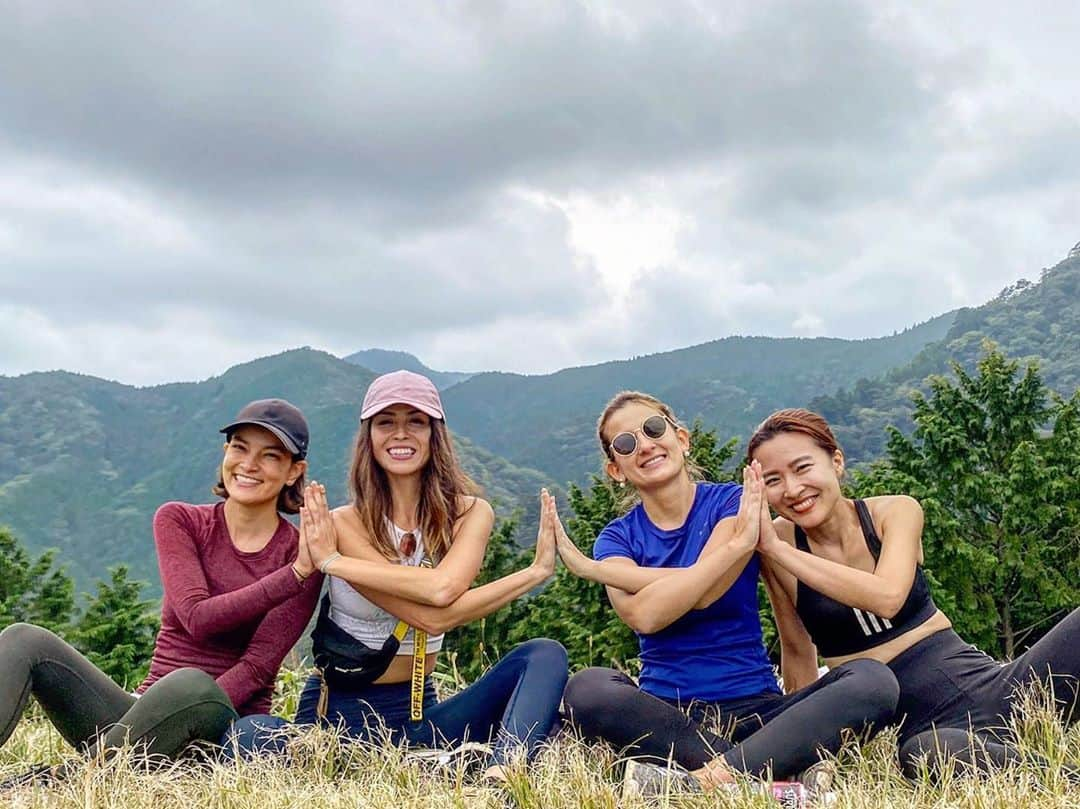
left=747, top=407, right=1079, bottom=780
left=230, top=371, right=567, bottom=782
left=558, top=391, right=899, bottom=793
left=0, top=398, right=322, bottom=783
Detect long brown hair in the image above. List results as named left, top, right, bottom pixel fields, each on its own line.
left=597, top=390, right=703, bottom=510
left=747, top=408, right=841, bottom=461
left=349, top=416, right=480, bottom=562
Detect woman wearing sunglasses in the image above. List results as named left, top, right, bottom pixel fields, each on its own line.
left=228, top=371, right=567, bottom=782
left=557, top=391, right=899, bottom=794
left=747, top=408, right=1079, bottom=782
left=0, top=399, right=323, bottom=786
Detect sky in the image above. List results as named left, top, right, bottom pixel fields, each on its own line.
left=1, top=0, right=1078, bottom=386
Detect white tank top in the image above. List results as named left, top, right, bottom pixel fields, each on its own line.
left=328, top=523, right=445, bottom=654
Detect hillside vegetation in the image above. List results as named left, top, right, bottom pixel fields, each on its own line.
left=439, top=313, right=956, bottom=484
left=814, top=252, right=1080, bottom=461
left=0, top=350, right=548, bottom=592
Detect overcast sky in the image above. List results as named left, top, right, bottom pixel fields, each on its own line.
left=1, top=1, right=1077, bottom=386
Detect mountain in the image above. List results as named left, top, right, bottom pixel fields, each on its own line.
left=0, top=349, right=549, bottom=594
left=6, top=245, right=1078, bottom=593
left=343, top=349, right=473, bottom=390
left=813, top=250, right=1080, bottom=461
left=439, top=312, right=958, bottom=485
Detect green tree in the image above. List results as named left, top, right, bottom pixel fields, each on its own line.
left=852, top=345, right=1080, bottom=658
left=443, top=516, right=532, bottom=681
left=70, top=566, right=160, bottom=687
left=0, top=526, right=75, bottom=634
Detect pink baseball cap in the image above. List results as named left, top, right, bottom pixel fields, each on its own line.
left=361, top=370, right=445, bottom=420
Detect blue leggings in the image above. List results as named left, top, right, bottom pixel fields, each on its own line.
left=225, top=638, right=567, bottom=767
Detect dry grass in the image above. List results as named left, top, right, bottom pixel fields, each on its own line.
left=2, top=672, right=1077, bottom=808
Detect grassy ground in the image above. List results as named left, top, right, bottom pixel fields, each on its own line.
left=2, top=673, right=1077, bottom=808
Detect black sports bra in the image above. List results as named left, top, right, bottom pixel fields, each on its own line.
left=793, top=499, right=938, bottom=658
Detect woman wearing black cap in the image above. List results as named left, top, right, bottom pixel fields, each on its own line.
left=0, top=398, right=322, bottom=786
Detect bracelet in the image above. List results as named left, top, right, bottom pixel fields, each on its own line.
left=318, top=552, right=342, bottom=574
left=291, top=563, right=309, bottom=582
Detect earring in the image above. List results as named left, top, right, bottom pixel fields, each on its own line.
left=683, top=449, right=690, bottom=457
left=616, top=480, right=626, bottom=489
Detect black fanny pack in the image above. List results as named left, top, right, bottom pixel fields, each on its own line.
left=310, top=594, right=409, bottom=689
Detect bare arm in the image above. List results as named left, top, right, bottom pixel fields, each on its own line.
left=307, top=496, right=495, bottom=607
left=555, top=505, right=752, bottom=605
left=604, top=466, right=763, bottom=635
left=759, top=495, right=924, bottom=620
left=760, top=555, right=819, bottom=693
left=323, top=490, right=557, bottom=636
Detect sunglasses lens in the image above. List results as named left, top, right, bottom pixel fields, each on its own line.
left=610, top=432, right=637, bottom=456
left=642, top=415, right=668, bottom=440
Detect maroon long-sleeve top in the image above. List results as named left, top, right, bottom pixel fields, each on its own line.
left=138, top=501, right=322, bottom=715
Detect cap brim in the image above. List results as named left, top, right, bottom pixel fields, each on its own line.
left=360, top=398, right=444, bottom=421
left=220, top=420, right=302, bottom=456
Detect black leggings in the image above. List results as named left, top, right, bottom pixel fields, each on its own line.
left=0, top=623, right=238, bottom=761
left=891, top=608, right=1080, bottom=781
left=563, top=658, right=899, bottom=778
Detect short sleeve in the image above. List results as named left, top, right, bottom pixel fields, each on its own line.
left=593, top=519, right=635, bottom=563
left=713, top=483, right=742, bottom=524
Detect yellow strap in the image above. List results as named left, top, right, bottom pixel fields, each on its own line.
left=409, top=557, right=433, bottom=721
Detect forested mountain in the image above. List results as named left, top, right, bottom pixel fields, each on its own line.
left=343, top=348, right=472, bottom=390
left=6, top=247, right=1078, bottom=594
left=0, top=349, right=547, bottom=593
left=813, top=250, right=1080, bottom=461
left=439, top=312, right=957, bottom=485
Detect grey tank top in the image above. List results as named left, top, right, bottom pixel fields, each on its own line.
left=327, top=523, right=445, bottom=654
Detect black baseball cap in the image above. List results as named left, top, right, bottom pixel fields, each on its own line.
left=220, top=398, right=309, bottom=459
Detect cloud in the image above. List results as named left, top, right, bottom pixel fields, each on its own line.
left=0, top=0, right=1077, bottom=383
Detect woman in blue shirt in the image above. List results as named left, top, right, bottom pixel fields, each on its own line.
left=558, top=391, right=899, bottom=791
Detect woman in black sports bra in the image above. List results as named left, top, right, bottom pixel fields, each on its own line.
left=747, top=408, right=1079, bottom=782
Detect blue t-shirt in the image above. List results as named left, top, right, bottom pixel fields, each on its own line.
left=593, top=482, right=780, bottom=703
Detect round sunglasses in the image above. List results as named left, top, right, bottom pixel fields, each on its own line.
left=607, top=414, right=679, bottom=457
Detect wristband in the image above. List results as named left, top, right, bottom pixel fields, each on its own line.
left=318, top=552, right=342, bottom=574
left=291, top=563, right=309, bottom=582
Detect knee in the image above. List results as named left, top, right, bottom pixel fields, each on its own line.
left=563, top=667, right=624, bottom=726
left=837, top=658, right=900, bottom=722
left=0, top=622, right=53, bottom=652
left=153, top=668, right=237, bottom=715
left=518, top=638, right=568, bottom=675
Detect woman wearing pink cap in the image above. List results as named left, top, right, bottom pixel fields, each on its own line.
left=229, top=371, right=567, bottom=782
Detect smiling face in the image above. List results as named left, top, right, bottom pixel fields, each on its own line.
left=752, top=431, right=845, bottom=529
left=369, top=403, right=433, bottom=477
left=601, top=400, right=690, bottom=491
left=221, top=424, right=305, bottom=508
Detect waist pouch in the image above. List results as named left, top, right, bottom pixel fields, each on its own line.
left=311, top=594, right=409, bottom=689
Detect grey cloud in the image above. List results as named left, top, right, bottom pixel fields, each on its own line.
left=0, top=189, right=600, bottom=341
left=1, top=0, right=942, bottom=221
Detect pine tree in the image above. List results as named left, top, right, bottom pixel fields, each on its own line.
left=70, top=566, right=160, bottom=687
left=0, top=527, right=75, bottom=634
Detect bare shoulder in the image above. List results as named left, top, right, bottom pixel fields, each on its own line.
left=771, top=515, right=798, bottom=545
left=330, top=505, right=374, bottom=548
left=456, top=495, right=494, bottom=523
left=864, top=494, right=922, bottom=523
